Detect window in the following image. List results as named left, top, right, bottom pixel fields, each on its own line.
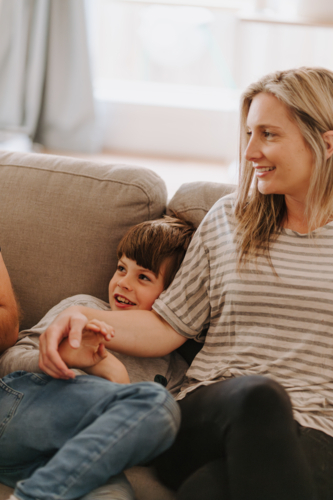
left=87, top=0, right=333, bottom=162
left=88, top=0, right=253, bottom=91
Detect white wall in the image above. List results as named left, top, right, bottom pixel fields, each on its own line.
left=98, top=90, right=239, bottom=162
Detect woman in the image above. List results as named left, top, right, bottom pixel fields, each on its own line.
left=40, top=67, right=333, bottom=500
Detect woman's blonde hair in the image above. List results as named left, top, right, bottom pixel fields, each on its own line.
left=235, top=67, right=333, bottom=267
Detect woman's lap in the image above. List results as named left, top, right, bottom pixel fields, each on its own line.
left=155, top=375, right=322, bottom=500
left=298, top=425, right=333, bottom=500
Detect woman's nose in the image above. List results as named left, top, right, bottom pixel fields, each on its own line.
left=245, top=136, right=262, bottom=162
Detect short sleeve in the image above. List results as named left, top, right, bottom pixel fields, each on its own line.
left=153, top=223, right=211, bottom=341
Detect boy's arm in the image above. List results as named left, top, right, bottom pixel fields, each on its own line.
left=39, top=306, right=186, bottom=379
left=85, top=352, right=130, bottom=384
left=0, top=252, right=19, bottom=353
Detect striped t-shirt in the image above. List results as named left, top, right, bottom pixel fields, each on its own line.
left=153, top=194, right=333, bottom=437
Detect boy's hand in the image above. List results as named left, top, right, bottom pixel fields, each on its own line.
left=39, top=308, right=114, bottom=379
left=84, top=319, right=114, bottom=338
left=79, top=320, right=130, bottom=383
left=58, top=328, right=108, bottom=370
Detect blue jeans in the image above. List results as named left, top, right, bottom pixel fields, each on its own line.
left=0, top=371, right=180, bottom=500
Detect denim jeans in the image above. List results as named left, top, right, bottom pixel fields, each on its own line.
left=0, top=371, right=180, bottom=500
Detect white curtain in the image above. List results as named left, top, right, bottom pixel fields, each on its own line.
left=0, top=0, right=98, bottom=152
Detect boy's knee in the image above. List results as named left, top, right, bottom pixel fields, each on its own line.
left=154, top=383, right=181, bottom=433
left=136, top=382, right=181, bottom=434
left=130, top=383, right=181, bottom=457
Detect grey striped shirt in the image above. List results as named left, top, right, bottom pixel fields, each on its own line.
left=153, top=194, right=333, bottom=437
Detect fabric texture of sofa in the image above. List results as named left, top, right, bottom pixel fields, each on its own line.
left=0, top=150, right=235, bottom=500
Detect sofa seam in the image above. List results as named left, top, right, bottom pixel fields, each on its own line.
left=172, top=206, right=210, bottom=213
left=0, top=163, right=160, bottom=209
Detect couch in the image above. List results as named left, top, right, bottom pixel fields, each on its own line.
left=0, top=150, right=235, bottom=500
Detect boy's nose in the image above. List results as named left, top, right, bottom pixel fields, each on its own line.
left=117, top=277, right=132, bottom=290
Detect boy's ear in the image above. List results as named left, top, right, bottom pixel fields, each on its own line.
left=322, top=131, right=333, bottom=159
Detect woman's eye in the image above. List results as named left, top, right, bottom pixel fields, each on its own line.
left=246, top=131, right=252, bottom=137
left=139, top=274, right=150, bottom=282
left=263, top=130, right=274, bottom=138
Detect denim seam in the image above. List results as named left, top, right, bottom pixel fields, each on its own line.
left=54, top=390, right=178, bottom=500
left=0, top=381, right=23, bottom=439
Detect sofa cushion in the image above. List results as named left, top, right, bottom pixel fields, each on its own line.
left=167, top=181, right=236, bottom=227
left=0, top=151, right=167, bottom=330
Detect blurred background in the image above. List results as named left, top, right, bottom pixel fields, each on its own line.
left=1, top=0, right=333, bottom=195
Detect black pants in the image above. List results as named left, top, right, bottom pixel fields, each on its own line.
left=154, top=376, right=333, bottom=500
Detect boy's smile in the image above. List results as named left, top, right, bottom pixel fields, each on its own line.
left=108, top=255, right=166, bottom=311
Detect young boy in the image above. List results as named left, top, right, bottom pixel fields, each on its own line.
left=0, top=215, right=195, bottom=500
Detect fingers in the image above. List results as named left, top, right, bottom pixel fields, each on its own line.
left=39, top=311, right=89, bottom=379
left=98, top=343, right=108, bottom=360
left=67, top=314, right=90, bottom=348
left=85, top=319, right=115, bottom=341
left=81, top=329, right=105, bottom=347
left=39, top=329, right=76, bottom=379
left=91, top=342, right=108, bottom=365
left=38, top=311, right=114, bottom=379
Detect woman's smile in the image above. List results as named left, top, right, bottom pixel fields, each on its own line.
left=253, top=165, right=276, bottom=176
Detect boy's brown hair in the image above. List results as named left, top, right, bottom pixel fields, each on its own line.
left=117, top=214, right=196, bottom=290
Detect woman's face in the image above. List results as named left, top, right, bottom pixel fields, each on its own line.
left=245, top=92, right=314, bottom=204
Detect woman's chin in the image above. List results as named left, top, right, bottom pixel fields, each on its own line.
left=257, top=182, right=273, bottom=195
left=257, top=181, right=281, bottom=196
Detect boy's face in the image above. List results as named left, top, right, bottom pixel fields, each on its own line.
left=108, top=255, right=166, bottom=311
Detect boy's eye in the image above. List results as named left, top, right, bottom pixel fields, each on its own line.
left=139, top=274, right=151, bottom=282
left=117, top=265, right=126, bottom=272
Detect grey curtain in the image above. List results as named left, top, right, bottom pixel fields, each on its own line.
left=0, top=0, right=98, bottom=152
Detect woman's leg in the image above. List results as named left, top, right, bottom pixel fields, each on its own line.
left=154, top=375, right=315, bottom=500
left=176, top=459, right=227, bottom=500
left=298, top=426, right=333, bottom=500
left=0, top=371, right=180, bottom=500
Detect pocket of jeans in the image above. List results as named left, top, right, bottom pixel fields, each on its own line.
left=28, top=372, right=52, bottom=385
left=0, top=380, right=23, bottom=439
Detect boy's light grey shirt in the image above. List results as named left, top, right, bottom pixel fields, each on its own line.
left=0, top=295, right=188, bottom=397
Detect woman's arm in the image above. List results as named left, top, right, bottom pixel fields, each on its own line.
left=0, top=253, right=19, bottom=352
left=39, top=306, right=186, bottom=379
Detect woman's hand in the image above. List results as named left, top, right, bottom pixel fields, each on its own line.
left=39, top=308, right=114, bottom=379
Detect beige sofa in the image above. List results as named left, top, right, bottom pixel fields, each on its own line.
left=0, top=150, right=235, bottom=500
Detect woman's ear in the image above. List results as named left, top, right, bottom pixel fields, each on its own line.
left=322, top=131, right=333, bottom=159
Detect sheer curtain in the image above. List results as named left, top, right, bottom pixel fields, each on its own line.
left=0, top=0, right=98, bottom=152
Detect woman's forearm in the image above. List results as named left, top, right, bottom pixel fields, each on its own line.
left=73, top=307, right=186, bottom=358
left=39, top=306, right=186, bottom=379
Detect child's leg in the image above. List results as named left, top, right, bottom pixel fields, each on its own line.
left=0, top=371, right=179, bottom=500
